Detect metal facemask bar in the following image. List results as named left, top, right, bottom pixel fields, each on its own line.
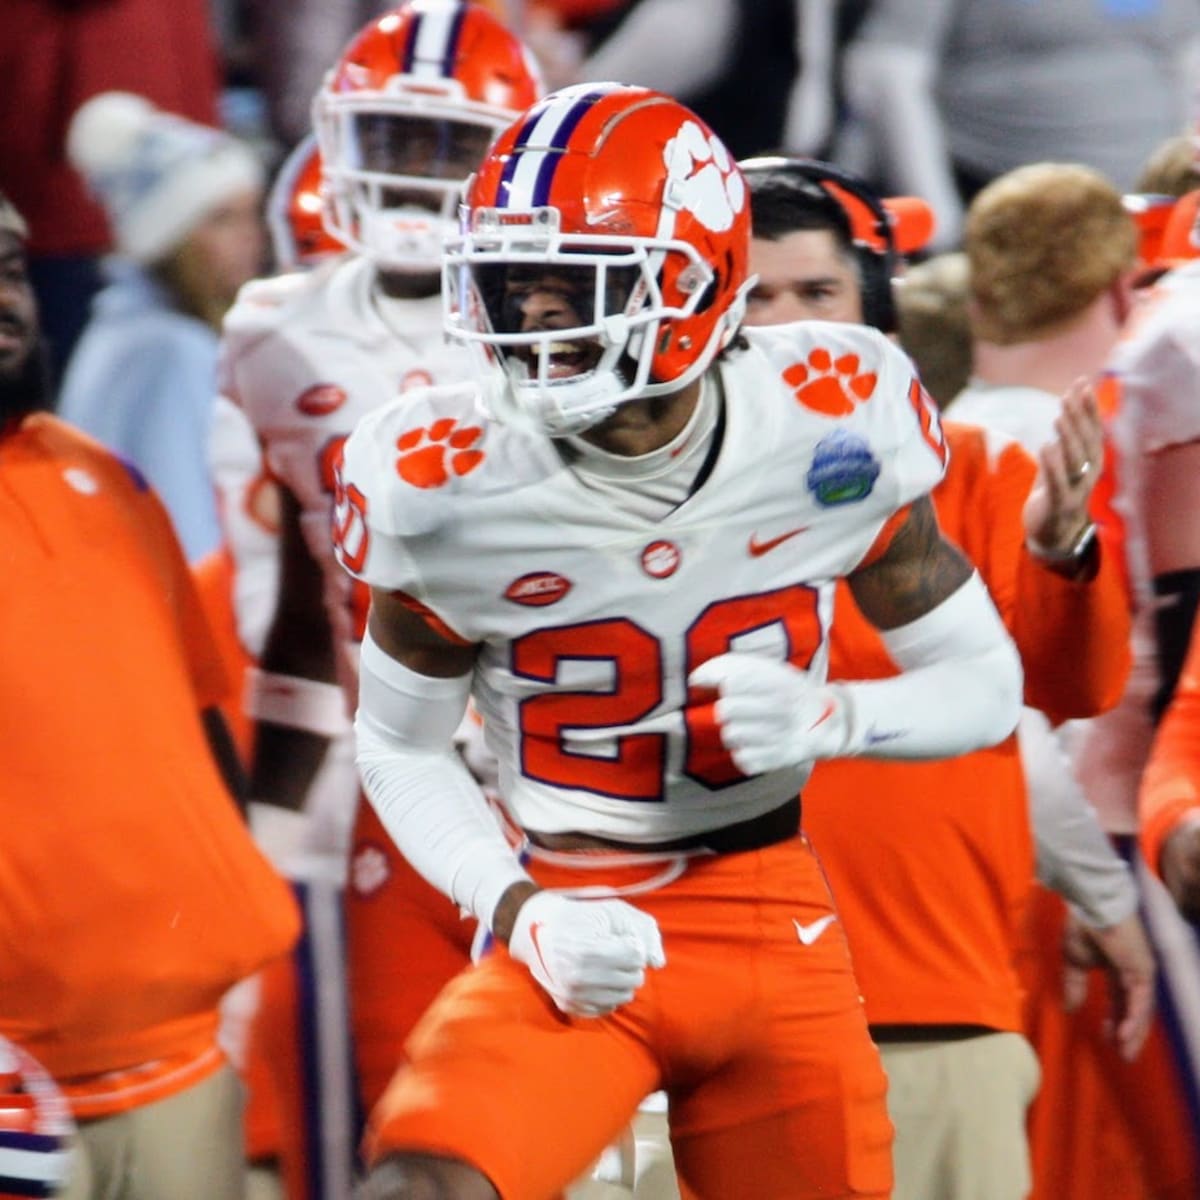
left=442, top=205, right=717, bottom=435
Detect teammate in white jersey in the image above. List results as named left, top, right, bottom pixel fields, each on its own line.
left=338, top=81, right=1021, bottom=1200
left=216, top=3, right=543, bottom=1190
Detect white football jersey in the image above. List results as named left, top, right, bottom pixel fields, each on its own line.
left=219, top=254, right=473, bottom=691
left=338, top=321, right=947, bottom=842
left=1071, top=262, right=1200, bottom=831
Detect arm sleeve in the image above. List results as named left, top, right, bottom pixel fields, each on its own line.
left=354, top=634, right=531, bottom=928
left=835, top=571, right=1023, bottom=759
left=949, top=427, right=1131, bottom=723
left=782, top=0, right=836, bottom=154
left=208, top=395, right=280, bottom=659
left=1021, top=709, right=1137, bottom=927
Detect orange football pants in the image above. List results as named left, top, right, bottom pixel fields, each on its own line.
left=365, top=834, right=893, bottom=1200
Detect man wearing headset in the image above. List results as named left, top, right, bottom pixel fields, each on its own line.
left=740, top=157, right=1152, bottom=1200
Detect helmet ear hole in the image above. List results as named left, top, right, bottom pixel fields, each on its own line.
left=692, top=276, right=717, bottom=315
left=669, top=259, right=718, bottom=314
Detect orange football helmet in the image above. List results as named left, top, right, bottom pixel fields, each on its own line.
left=313, top=0, right=543, bottom=271
left=0, top=1038, right=74, bottom=1199
left=1149, top=189, right=1200, bottom=266
left=443, top=82, right=752, bottom=435
left=266, top=134, right=346, bottom=272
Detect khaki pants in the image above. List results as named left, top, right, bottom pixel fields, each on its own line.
left=61, top=1063, right=246, bottom=1200
left=882, top=1032, right=1041, bottom=1200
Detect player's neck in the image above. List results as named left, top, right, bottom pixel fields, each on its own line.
left=371, top=267, right=441, bottom=302
left=560, top=375, right=720, bottom=519
left=565, top=374, right=716, bottom=477
left=578, top=376, right=704, bottom=458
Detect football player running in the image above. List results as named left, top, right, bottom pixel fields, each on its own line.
left=216, top=0, right=544, bottom=1163
left=339, top=82, right=1022, bottom=1200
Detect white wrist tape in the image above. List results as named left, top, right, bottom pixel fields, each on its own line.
left=245, top=668, right=352, bottom=738
left=355, top=633, right=531, bottom=929
left=841, top=571, right=1023, bottom=758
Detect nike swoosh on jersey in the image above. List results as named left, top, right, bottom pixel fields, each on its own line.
left=793, top=914, right=837, bottom=946
left=748, top=526, right=810, bottom=557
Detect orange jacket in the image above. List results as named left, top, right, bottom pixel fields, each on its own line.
left=0, top=416, right=298, bottom=1112
left=804, top=421, right=1131, bottom=1028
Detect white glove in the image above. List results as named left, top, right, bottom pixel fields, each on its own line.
left=508, top=891, right=666, bottom=1018
left=688, top=653, right=854, bottom=776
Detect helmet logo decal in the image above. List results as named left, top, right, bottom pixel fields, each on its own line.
left=662, top=121, right=746, bottom=234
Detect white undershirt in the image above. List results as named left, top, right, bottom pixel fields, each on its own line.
left=560, top=376, right=719, bottom=521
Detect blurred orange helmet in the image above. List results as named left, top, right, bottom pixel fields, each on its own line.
left=313, top=0, right=543, bottom=271
left=1156, top=189, right=1200, bottom=265
left=266, top=134, right=346, bottom=272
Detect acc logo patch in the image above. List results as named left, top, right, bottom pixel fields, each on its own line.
left=505, top=572, right=572, bottom=607
left=806, top=430, right=880, bottom=506
left=296, top=383, right=348, bottom=417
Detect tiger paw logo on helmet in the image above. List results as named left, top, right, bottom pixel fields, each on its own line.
left=662, top=121, right=746, bottom=233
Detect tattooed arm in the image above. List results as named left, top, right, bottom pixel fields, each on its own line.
left=848, top=495, right=974, bottom=628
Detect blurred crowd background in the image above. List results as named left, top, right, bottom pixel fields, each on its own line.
left=7, top=0, right=1197, bottom=392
